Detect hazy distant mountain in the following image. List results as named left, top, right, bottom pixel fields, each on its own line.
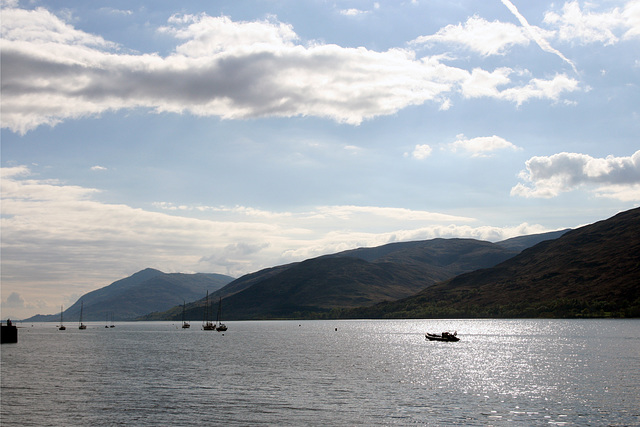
left=146, top=238, right=521, bottom=320
left=24, top=269, right=234, bottom=322
left=346, top=208, right=640, bottom=318
left=496, top=229, right=570, bottom=252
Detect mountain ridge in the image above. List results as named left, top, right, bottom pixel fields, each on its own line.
left=342, top=208, right=640, bottom=318
left=24, top=270, right=234, bottom=322
left=146, top=237, right=528, bottom=320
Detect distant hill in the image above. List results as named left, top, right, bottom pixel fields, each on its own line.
left=144, top=238, right=521, bottom=320
left=344, top=208, right=640, bottom=318
left=496, top=229, right=570, bottom=252
left=24, top=269, right=234, bottom=322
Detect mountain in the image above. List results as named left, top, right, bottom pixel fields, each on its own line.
left=145, top=238, right=522, bottom=320
left=496, top=229, right=570, bottom=252
left=345, top=208, right=640, bottom=318
left=25, top=269, right=234, bottom=322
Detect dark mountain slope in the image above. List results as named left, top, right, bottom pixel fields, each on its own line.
left=206, top=238, right=522, bottom=302
left=348, top=208, right=640, bottom=318
left=25, top=270, right=234, bottom=322
left=210, top=263, right=296, bottom=298
left=219, top=257, right=431, bottom=319
left=151, top=238, right=520, bottom=320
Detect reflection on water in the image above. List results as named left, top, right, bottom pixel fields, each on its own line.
left=2, top=319, right=639, bottom=425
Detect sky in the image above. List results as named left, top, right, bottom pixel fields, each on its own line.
left=1, top=0, right=639, bottom=319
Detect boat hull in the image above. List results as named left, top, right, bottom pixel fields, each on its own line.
left=1, top=324, right=18, bottom=344
left=425, top=333, right=459, bottom=342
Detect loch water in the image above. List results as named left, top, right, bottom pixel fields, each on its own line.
left=1, top=319, right=639, bottom=426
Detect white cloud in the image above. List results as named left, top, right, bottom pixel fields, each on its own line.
left=544, top=1, right=621, bottom=45
left=411, top=144, right=433, bottom=160
left=340, top=8, right=368, bottom=16
left=593, top=184, right=640, bottom=201
left=1, top=5, right=582, bottom=134
left=447, top=135, right=521, bottom=157
left=312, top=205, right=474, bottom=223
left=412, top=15, right=530, bottom=56
left=1, top=6, right=116, bottom=48
left=99, top=7, right=133, bottom=16
left=461, top=67, right=513, bottom=98
left=343, top=145, right=362, bottom=155
left=439, top=98, right=452, bottom=110
left=460, top=68, right=579, bottom=105
left=91, top=165, right=107, bottom=171
left=281, top=222, right=554, bottom=261
left=3, top=292, right=25, bottom=308
left=498, top=74, right=579, bottom=105
left=511, top=150, right=640, bottom=200
left=623, top=0, right=640, bottom=39
left=543, top=0, right=640, bottom=45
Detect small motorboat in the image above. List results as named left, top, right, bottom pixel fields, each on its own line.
left=425, top=331, right=459, bottom=342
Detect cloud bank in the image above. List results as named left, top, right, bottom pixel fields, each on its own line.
left=1, top=5, right=581, bottom=134
left=2, top=165, right=553, bottom=317
left=544, top=0, right=640, bottom=44
left=412, top=16, right=530, bottom=56
left=512, top=150, right=640, bottom=200
left=413, top=0, right=639, bottom=68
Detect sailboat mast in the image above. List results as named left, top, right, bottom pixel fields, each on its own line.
left=203, top=291, right=208, bottom=324
left=59, top=305, right=66, bottom=330
left=78, top=301, right=87, bottom=329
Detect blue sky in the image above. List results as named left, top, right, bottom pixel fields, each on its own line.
left=2, top=0, right=639, bottom=319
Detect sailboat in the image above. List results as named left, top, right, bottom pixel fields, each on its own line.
left=58, top=306, right=66, bottom=330
left=215, top=297, right=227, bottom=332
left=110, top=312, right=115, bottom=328
left=181, top=301, right=190, bottom=329
left=202, top=291, right=215, bottom=330
left=78, top=301, right=87, bottom=329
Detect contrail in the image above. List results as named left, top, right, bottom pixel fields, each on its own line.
left=500, top=0, right=577, bottom=73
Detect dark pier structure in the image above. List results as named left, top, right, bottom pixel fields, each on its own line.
left=1, top=320, right=18, bottom=344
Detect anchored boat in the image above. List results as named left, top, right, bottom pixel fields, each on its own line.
left=182, top=301, right=190, bottom=329
left=215, top=297, right=227, bottom=332
left=425, top=331, right=459, bottom=342
left=79, top=301, right=87, bottom=330
left=58, top=306, right=66, bottom=330
left=203, top=291, right=215, bottom=330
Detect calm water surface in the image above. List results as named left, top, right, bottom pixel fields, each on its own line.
left=2, top=319, right=639, bottom=426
